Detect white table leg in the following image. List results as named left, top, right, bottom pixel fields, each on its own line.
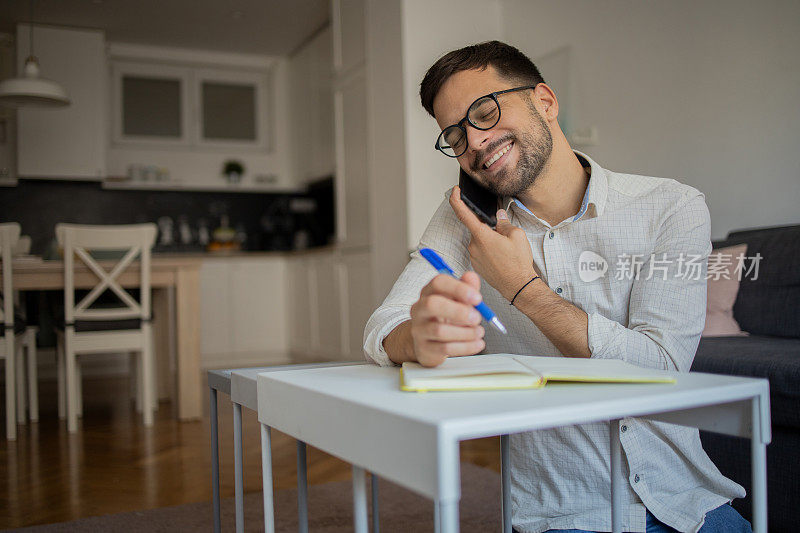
left=261, top=424, right=275, bottom=533
left=209, top=387, right=221, bottom=533
left=352, top=465, right=368, bottom=533
left=438, top=499, right=459, bottom=533
left=751, top=398, right=768, bottom=533
left=610, top=419, right=622, bottom=533
left=233, top=403, right=244, bottom=533
left=434, top=501, right=440, bottom=533
left=371, top=473, right=380, bottom=533
left=501, top=434, right=511, bottom=533
left=297, top=441, right=309, bottom=533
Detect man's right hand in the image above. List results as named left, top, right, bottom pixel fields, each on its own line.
left=384, top=271, right=486, bottom=367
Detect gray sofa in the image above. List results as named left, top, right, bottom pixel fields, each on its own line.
left=691, top=224, right=800, bottom=532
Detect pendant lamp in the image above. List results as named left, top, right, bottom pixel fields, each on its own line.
left=0, top=1, right=70, bottom=108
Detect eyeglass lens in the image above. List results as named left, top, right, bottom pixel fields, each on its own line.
left=436, top=96, right=501, bottom=157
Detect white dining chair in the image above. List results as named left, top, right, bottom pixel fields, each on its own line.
left=1, top=223, right=40, bottom=440
left=9, top=232, right=39, bottom=427
left=55, top=223, right=157, bottom=433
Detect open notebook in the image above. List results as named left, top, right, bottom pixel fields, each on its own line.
left=400, top=354, right=676, bottom=392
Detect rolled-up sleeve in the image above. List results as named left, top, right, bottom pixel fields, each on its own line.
left=588, top=189, right=711, bottom=371
left=363, top=193, right=471, bottom=366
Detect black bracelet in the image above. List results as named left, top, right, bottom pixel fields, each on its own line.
left=510, top=276, right=540, bottom=306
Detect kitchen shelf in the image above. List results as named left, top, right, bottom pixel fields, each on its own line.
left=101, top=180, right=302, bottom=194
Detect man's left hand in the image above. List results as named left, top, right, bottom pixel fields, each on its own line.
left=449, top=186, right=538, bottom=302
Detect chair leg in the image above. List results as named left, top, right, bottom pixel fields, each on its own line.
left=15, top=339, right=27, bottom=424
left=5, top=335, right=16, bottom=440
left=76, top=356, right=83, bottom=418
left=65, top=331, right=78, bottom=433
left=149, top=332, right=158, bottom=413
left=128, top=352, right=137, bottom=407
left=26, top=328, right=38, bottom=422
left=57, top=339, right=65, bottom=420
left=134, top=353, right=143, bottom=414
left=141, top=325, right=154, bottom=427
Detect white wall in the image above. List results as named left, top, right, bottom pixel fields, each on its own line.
left=501, top=0, right=800, bottom=239
left=401, top=0, right=504, bottom=249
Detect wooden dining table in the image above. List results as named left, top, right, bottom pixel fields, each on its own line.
left=5, top=254, right=204, bottom=420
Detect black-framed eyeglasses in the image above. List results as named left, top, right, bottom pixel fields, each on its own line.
left=434, top=85, right=538, bottom=158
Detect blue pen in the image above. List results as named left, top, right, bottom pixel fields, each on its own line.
left=419, top=247, right=507, bottom=334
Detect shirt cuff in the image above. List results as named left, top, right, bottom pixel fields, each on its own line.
left=587, top=311, right=624, bottom=360
left=363, top=310, right=411, bottom=367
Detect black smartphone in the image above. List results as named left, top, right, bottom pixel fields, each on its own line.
left=458, top=168, right=499, bottom=227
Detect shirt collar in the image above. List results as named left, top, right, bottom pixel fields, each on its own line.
left=504, top=150, right=608, bottom=223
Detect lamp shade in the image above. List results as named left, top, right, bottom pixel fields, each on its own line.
left=0, top=56, right=70, bottom=108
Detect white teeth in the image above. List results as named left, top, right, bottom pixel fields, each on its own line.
left=484, top=143, right=512, bottom=168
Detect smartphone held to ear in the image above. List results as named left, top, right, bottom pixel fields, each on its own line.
left=458, top=168, right=500, bottom=228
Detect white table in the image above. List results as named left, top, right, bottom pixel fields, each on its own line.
left=257, top=364, right=771, bottom=533
left=208, top=362, right=377, bottom=533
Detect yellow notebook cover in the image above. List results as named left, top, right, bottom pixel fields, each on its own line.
left=400, top=354, right=675, bottom=393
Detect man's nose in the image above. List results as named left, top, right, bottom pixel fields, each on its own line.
left=465, top=125, right=492, bottom=154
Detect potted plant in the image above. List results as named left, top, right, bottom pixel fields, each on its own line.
left=222, top=160, right=245, bottom=184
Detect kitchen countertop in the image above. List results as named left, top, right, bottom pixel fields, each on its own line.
left=153, top=244, right=340, bottom=259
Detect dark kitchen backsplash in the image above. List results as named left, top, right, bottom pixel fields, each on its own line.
left=0, top=177, right=335, bottom=255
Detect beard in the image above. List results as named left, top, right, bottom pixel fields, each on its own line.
left=470, top=104, right=553, bottom=198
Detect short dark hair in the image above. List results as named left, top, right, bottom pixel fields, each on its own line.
left=419, top=41, right=545, bottom=118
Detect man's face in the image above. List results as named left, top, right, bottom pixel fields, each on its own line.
left=432, top=67, right=553, bottom=197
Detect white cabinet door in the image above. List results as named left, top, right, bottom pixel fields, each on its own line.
left=311, top=253, right=343, bottom=358
left=288, top=256, right=313, bottom=356
left=199, top=259, right=232, bottom=361
left=334, top=69, right=370, bottom=249
left=289, top=26, right=334, bottom=185
left=339, top=250, right=374, bottom=359
left=230, top=258, right=288, bottom=356
left=17, top=25, right=106, bottom=179
left=332, top=0, right=365, bottom=75
left=201, top=256, right=289, bottom=367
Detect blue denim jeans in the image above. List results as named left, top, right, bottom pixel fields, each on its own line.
left=540, top=503, right=752, bottom=533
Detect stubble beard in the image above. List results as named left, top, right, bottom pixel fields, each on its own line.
left=473, top=105, right=553, bottom=198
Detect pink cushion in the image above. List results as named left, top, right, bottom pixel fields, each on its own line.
left=702, top=244, right=748, bottom=337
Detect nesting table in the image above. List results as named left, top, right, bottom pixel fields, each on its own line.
left=208, top=362, right=379, bottom=533
left=256, top=364, right=771, bottom=533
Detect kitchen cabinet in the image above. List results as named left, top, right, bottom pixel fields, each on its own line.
left=288, top=25, right=334, bottom=184
left=200, top=256, right=290, bottom=368
left=287, top=255, right=314, bottom=355
left=16, top=25, right=107, bottom=179
left=111, top=61, right=270, bottom=151
left=339, top=249, right=373, bottom=358
left=288, top=248, right=374, bottom=362
left=332, top=0, right=366, bottom=76
left=334, top=69, right=370, bottom=249
left=310, top=252, right=344, bottom=358
left=111, top=62, right=192, bottom=147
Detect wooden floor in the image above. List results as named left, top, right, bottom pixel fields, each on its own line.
left=0, top=374, right=501, bottom=529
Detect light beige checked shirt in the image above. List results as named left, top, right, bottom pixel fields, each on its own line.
left=363, top=151, right=744, bottom=533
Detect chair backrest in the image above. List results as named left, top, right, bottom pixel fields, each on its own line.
left=55, top=223, right=157, bottom=325
left=0, top=223, right=21, bottom=328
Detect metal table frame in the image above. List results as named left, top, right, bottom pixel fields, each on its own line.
left=209, top=362, right=379, bottom=533
left=256, top=364, right=771, bottom=533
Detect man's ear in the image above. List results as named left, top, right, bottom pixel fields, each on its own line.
left=534, top=83, right=559, bottom=122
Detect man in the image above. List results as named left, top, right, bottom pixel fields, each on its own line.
left=363, top=41, right=751, bottom=532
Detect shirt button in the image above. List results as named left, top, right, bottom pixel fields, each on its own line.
left=549, top=231, right=555, bottom=239
left=621, top=425, right=628, bottom=432
left=555, top=286, right=563, bottom=294
left=634, top=474, right=640, bottom=483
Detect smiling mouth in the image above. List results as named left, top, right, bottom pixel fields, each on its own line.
left=483, top=142, right=513, bottom=170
